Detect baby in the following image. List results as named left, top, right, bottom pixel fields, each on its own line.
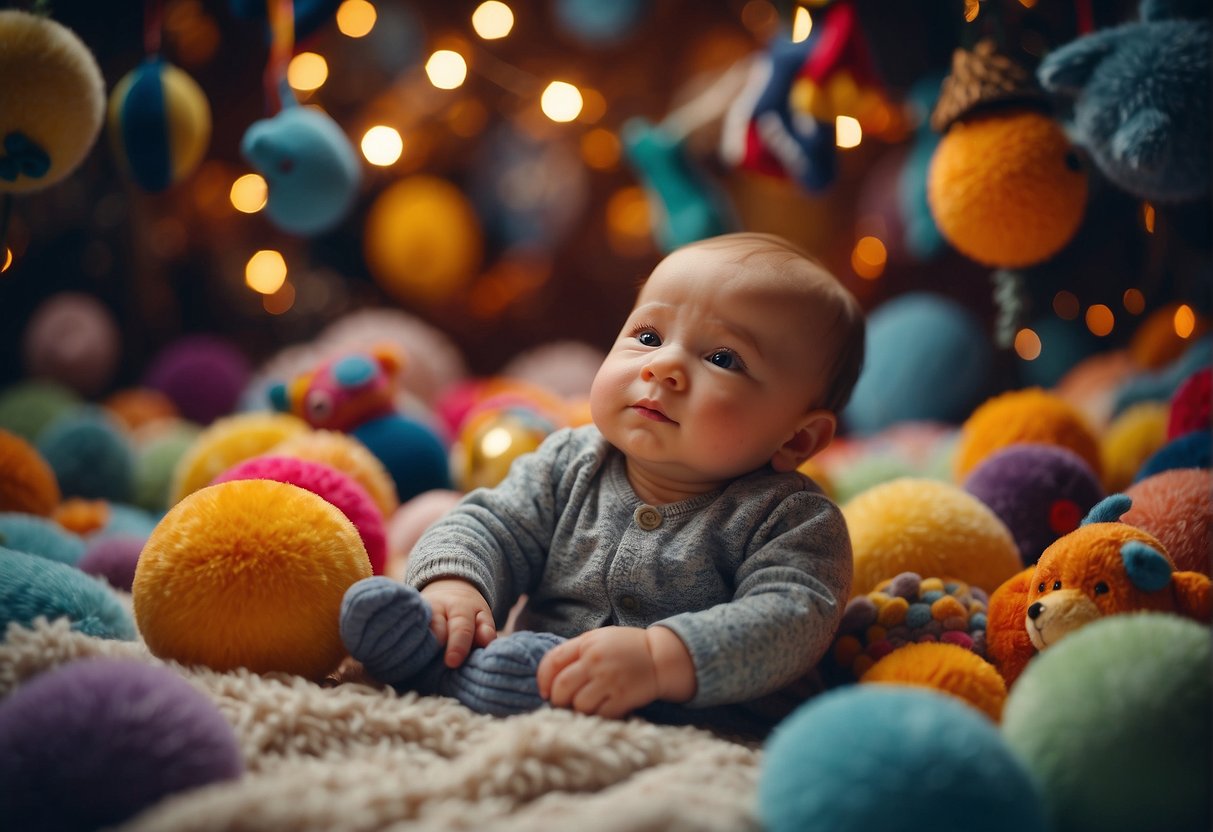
left=340, top=231, right=865, bottom=726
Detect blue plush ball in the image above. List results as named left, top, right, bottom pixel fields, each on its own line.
left=1134, top=429, right=1212, bottom=482
left=0, top=546, right=134, bottom=638
left=1002, top=614, right=1211, bottom=832
left=351, top=413, right=453, bottom=503
left=843, top=293, right=993, bottom=436
left=759, top=685, right=1047, bottom=832
left=0, top=657, right=243, bottom=831
left=36, top=409, right=134, bottom=502
left=963, top=443, right=1104, bottom=565
left=0, top=512, right=86, bottom=565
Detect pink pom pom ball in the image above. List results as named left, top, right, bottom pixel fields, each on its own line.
left=1167, top=368, right=1211, bottom=441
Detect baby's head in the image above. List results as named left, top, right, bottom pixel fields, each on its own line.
left=590, top=232, right=865, bottom=492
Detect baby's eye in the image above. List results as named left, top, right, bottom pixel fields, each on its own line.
left=636, top=331, right=661, bottom=347
left=707, top=350, right=742, bottom=370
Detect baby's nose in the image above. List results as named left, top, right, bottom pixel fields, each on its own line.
left=641, top=352, right=686, bottom=388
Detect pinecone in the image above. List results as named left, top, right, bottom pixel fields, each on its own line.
left=931, top=39, right=1048, bottom=132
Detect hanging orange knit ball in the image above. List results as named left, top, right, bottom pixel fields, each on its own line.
left=928, top=109, right=1088, bottom=268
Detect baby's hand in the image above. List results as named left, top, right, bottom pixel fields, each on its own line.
left=420, top=579, right=496, bottom=667
left=536, top=626, right=695, bottom=718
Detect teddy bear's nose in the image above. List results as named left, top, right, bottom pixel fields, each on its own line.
left=1027, top=601, right=1044, bottom=620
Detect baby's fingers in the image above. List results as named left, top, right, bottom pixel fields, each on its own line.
left=474, top=610, right=496, bottom=648
left=536, top=640, right=578, bottom=700
left=444, top=610, right=477, bottom=667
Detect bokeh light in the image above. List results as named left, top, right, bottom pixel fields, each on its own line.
left=836, top=115, right=862, bottom=148
left=230, top=174, right=267, bottom=213
left=1053, top=290, right=1079, bottom=320
left=287, top=52, right=328, bottom=92
left=1014, top=328, right=1041, bottom=360
left=361, top=125, right=404, bottom=166
left=336, top=0, right=377, bottom=37
left=541, top=81, right=583, bottom=122
left=472, top=1, right=514, bottom=39
left=581, top=128, right=620, bottom=170
left=792, top=7, right=813, bottom=42
left=1122, top=288, right=1145, bottom=315
left=1174, top=304, right=1196, bottom=338
left=426, top=50, right=468, bottom=89
left=1, top=247, right=12, bottom=274
left=245, top=250, right=287, bottom=295
left=1085, top=304, right=1114, bottom=337
left=605, top=186, right=652, bottom=256
left=1142, top=202, right=1155, bottom=234
left=851, top=236, right=887, bottom=280
left=263, top=281, right=296, bottom=315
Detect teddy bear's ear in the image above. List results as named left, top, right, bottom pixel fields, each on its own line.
left=1081, top=494, right=1132, bottom=525
left=1037, top=29, right=1120, bottom=96
left=1121, top=540, right=1173, bottom=592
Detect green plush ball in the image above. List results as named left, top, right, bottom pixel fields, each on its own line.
left=1002, top=613, right=1211, bottom=832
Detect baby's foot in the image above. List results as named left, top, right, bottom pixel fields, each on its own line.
left=439, top=631, right=566, bottom=716
left=340, top=577, right=442, bottom=688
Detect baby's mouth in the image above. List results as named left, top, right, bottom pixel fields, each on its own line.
left=631, top=402, right=675, bottom=423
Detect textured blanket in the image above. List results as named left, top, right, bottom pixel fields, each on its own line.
left=0, top=619, right=762, bottom=831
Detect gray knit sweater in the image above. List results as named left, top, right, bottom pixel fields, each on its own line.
left=406, top=425, right=852, bottom=708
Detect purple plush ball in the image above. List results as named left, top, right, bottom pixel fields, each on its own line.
left=963, top=443, right=1104, bottom=566
left=142, top=335, right=251, bottom=426
left=0, top=658, right=243, bottom=831
left=77, top=533, right=146, bottom=592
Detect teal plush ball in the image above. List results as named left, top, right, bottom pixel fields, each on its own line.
left=1002, top=614, right=1211, bottom=832
left=759, top=685, right=1047, bottom=832
left=843, top=293, right=993, bottom=436
left=0, top=546, right=135, bottom=639
left=0, top=512, right=86, bottom=565
left=36, top=409, right=135, bottom=502
left=108, top=56, right=211, bottom=192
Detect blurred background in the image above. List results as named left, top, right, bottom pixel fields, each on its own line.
left=0, top=0, right=1208, bottom=417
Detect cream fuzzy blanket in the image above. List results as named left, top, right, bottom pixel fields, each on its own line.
left=0, top=620, right=762, bottom=831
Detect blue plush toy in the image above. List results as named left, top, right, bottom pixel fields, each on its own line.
left=1037, top=0, right=1210, bottom=202
left=0, top=546, right=135, bottom=639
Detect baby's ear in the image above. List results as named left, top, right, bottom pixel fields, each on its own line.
left=771, top=411, right=836, bottom=473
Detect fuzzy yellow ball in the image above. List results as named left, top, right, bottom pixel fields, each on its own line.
left=928, top=110, right=1087, bottom=269
left=133, top=479, right=372, bottom=680
left=843, top=478, right=1021, bottom=597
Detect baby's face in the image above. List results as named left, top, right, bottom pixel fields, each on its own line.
left=590, top=244, right=831, bottom=490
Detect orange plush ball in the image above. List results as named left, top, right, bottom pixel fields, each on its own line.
left=862, top=641, right=1007, bottom=722
left=0, top=428, right=60, bottom=515
left=927, top=110, right=1087, bottom=268
left=133, top=479, right=372, bottom=680
left=953, top=388, right=1102, bottom=482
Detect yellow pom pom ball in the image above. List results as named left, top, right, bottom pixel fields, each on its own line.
left=0, top=10, right=105, bottom=194
left=107, top=58, right=211, bottom=192
left=168, top=412, right=309, bottom=506
left=928, top=110, right=1088, bottom=268
left=271, top=429, right=399, bottom=518
left=133, top=479, right=372, bottom=679
left=953, top=387, right=1101, bottom=481
left=0, top=427, right=60, bottom=515
left=843, top=478, right=1021, bottom=596
left=861, top=641, right=1008, bottom=722
left=1100, top=402, right=1169, bottom=492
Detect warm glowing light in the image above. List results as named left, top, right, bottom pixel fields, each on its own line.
left=1014, top=328, right=1042, bottom=360
left=792, top=7, right=813, bottom=42
left=581, top=128, right=621, bottom=170
left=230, top=173, right=267, bottom=213
left=1142, top=201, right=1155, bottom=234
left=1122, top=288, right=1145, bottom=315
left=1018, top=0, right=1038, bottom=7
left=964, top=0, right=980, bottom=21
left=1085, top=304, right=1114, bottom=337
left=579, top=88, right=607, bottom=123
left=481, top=426, right=514, bottom=458
left=1174, top=304, right=1196, bottom=339
left=361, top=125, right=403, bottom=166
left=1, top=247, right=11, bottom=273
left=246, top=250, right=288, bottom=295
left=287, top=52, right=328, bottom=92
left=1053, top=290, right=1079, bottom=320
left=541, top=81, right=583, bottom=123
left=263, top=280, right=296, bottom=315
left=851, top=236, right=886, bottom=280
left=472, top=1, right=514, bottom=39
left=740, top=0, right=778, bottom=36
left=336, top=0, right=376, bottom=37
left=426, top=50, right=468, bottom=90
left=835, top=115, right=862, bottom=148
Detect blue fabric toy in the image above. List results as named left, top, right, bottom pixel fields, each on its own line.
left=340, top=577, right=564, bottom=716
left=1037, top=0, right=1210, bottom=202
left=0, top=546, right=135, bottom=639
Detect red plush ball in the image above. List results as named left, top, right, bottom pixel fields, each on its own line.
left=213, top=455, right=387, bottom=575
left=1167, top=368, right=1211, bottom=441
left=1123, top=468, right=1213, bottom=577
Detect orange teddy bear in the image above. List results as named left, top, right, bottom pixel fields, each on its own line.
left=987, top=493, right=1211, bottom=687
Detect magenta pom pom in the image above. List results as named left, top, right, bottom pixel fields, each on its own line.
left=213, top=454, right=387, bottom=574
left=0, top=658, right=242, bottom=831
left=77, top=533, right=146, bottom=591
left=142, top=335, right=251, bottom=425
left=1167, top=368, right=1211, bottom=441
